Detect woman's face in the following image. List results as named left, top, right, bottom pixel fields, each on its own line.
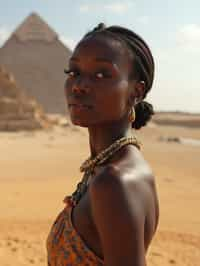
left=64, top=33, right=135, bottom=127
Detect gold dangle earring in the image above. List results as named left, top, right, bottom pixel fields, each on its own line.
left=128, top=107, right=136, bottom=123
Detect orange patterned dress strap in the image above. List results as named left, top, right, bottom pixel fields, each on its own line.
left=46, top=196, right=104, bottom=266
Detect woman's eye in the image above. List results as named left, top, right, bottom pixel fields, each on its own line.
left=64, top=69, right=79, bottom=77
left=95, top=71, right=111, bottom=79
left=96, top=72, right=104, bottom=78
left=69, top=71, right=75, bottom=77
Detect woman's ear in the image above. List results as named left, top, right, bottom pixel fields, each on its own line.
left=128, top=80, right=146, bottom=106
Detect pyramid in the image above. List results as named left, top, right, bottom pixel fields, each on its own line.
left=0, top=12, right=72, bottom=114
left=0, top=65, right=52, bottom=131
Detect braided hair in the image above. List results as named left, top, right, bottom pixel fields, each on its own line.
left=81, top=23, right=155, bottom=130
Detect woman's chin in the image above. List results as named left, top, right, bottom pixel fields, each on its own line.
left=70, top=118, right=90, bottom=128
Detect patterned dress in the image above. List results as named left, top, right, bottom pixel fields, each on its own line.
left=46, top=196, right=104, bottom=266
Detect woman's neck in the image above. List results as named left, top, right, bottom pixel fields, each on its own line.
left=88, top=120, right=133, bottom=158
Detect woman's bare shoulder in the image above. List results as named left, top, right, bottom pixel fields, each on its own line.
left=88, top=163, right=158, bottom=265
left=89, top=146, right=159, bottom=242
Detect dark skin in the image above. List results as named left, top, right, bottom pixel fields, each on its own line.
left=64, top=33, right=159, bottom=266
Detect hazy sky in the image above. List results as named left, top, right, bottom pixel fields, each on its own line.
left=0, top=0, right=199, bottom=113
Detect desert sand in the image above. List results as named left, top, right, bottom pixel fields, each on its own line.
left=0, top=117, right=200, bottom=266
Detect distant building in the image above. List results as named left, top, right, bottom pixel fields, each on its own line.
left=0, top=65, right=52, bottom=131
left=0, top=12, right=72, bottom=114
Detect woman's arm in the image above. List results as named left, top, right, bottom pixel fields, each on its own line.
left=89, top=165, right=147, bottom=266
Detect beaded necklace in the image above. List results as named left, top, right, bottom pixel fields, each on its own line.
left=63, top=136, right=141, bottom=207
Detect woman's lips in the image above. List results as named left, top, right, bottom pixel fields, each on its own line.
left=69, top=103, right=92, bottom=110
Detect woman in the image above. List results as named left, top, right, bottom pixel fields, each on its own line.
left=47, top=23, right=159, bottom=266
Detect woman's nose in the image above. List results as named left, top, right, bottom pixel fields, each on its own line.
left=72, top=77, right=90, bottom=94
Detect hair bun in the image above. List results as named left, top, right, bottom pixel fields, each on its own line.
left=132, top=101, right=154, bottom=129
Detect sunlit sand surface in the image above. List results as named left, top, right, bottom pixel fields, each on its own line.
left=0, top=116, right=200, bottom=266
